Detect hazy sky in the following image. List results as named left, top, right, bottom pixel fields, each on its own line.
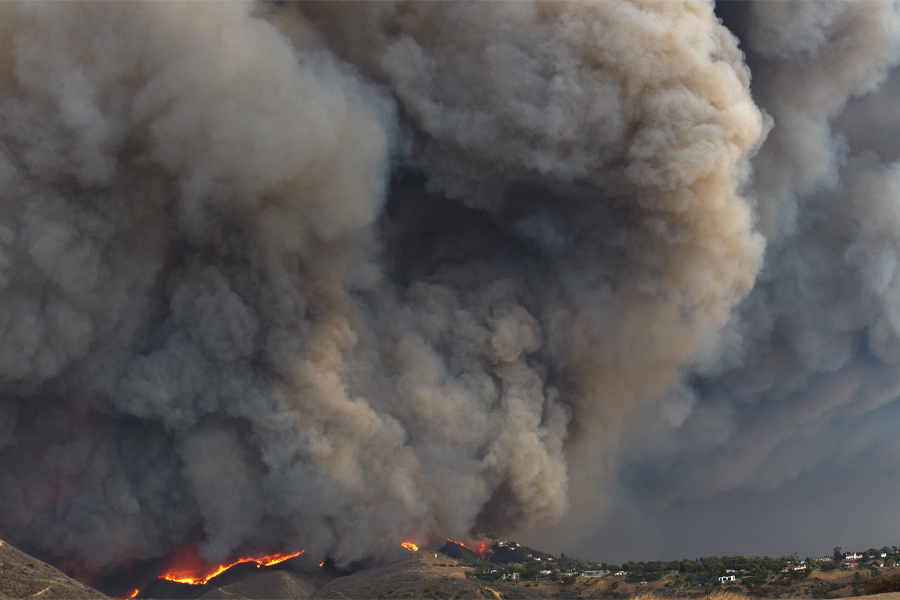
left=0, top=1, right=899, bottom=590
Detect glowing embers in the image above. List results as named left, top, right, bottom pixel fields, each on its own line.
left=445, top=538, right=493, bottom=558
left=158, top=543, right=305, bottom=585
left=401, top=542, right=419, bottom=551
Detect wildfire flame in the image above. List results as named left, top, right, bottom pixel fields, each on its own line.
left=445, top=538, right=493, bottom=558
left=401, top=542, right=419, bottom=552
left=159, top=544, right=305, bottom=585
left=128, top=590, right=139, bottom=599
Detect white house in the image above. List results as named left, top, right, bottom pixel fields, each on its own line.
left=718, top=575, right=736, bottom=583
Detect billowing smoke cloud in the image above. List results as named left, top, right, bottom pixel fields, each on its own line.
left=3, top=0, right=896, bottom=584
left=541, top=0, right=900, bottom=562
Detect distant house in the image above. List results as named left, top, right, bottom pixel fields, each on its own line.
left=539, top=570, right=552, bottom=575
left=718, top=575, right=736, bottom=583
left=846, top=553, right=863, bottom=561
left=581, top=570, right=607, bottom=578
left=614, top=571, right=630, bottom=577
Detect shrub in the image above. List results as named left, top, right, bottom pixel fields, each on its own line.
left=860, top=574, right=900, bottom=595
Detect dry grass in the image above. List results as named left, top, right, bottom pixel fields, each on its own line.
left=629, top=592, right=747, bottom=600
left=0, top=539, right=108, bottom=599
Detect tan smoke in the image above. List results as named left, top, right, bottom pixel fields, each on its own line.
left=582, top=1, right=900, bottom=556
left=0, top=0, right=768, bottom=578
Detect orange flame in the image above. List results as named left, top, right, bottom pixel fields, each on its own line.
left=159, top=544, right=305, bottom=585
left=401, top=542, right=419, bottom=552
left=319, top=562, right=324, bottom=567
left=128, top=590, right=139, bottom=599
left=445, top=538, right=493, bottom=558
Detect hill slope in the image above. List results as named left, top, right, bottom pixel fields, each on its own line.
left=0, top=539, right=107, bottom=599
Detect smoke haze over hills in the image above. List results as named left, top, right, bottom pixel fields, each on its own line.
left=0, top=0, right=898, bottom=583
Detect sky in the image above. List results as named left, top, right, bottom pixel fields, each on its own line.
left=0, top=0, right=899, bottom=589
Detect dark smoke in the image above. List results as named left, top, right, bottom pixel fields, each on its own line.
left=0, top=0, right=896, bottom=584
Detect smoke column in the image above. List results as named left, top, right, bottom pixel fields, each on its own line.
left=1, top=0, right=897, bottom=583
left=541, top=0, right=900, bottom=561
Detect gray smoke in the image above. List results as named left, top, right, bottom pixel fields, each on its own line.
left=1, top=0, right=895, bottom=581
left=533, top=0, right=900, bottom=562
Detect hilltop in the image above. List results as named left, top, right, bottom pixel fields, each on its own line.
left=5, top=536, right=900, bottom=600
left=125, top=538, right=900, bottom=599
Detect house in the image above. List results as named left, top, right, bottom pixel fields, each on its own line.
left=614, top=571, right=630, bottom=577
left=846, top=553, right=863, bottom=561
left=540, top=570, right=552, bottom=575
left=581, top=570, right=607, bottom=578
left=718, top=575, right=736, bottom=583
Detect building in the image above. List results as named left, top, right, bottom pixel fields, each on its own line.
left=581, top=570, right=607, bottom=578
left=718, top=575, right=736, bottom=583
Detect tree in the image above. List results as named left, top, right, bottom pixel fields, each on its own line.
left=834, top=547, right=843, bottom=562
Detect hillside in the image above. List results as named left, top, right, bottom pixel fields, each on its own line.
left=0, top=539, right=107, bottom=599
left=125, top=539, right=900, bottom=600
left=4, top=534, right=900, bottom=600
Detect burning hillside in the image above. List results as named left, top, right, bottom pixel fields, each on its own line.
left=157, top=544, right=304, bottom=586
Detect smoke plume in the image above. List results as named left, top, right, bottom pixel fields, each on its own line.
left=547, top=0, right=900, bottom=561
left=1, top=0, right=898, bottom=583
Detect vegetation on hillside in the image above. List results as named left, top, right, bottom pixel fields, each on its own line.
left=860, top=572, right=900, bottom=595
left=462, top=537, right=900, bottom=599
